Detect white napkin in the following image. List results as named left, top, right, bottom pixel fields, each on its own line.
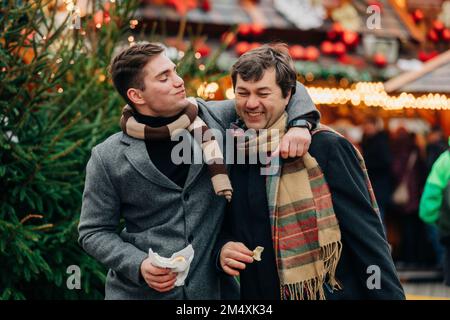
left=148, top=244, right=194, bottom=286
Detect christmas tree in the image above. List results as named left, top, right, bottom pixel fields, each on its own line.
left=0, top=0, right=139, bottom=299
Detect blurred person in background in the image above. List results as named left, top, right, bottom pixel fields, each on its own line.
left=425, top=126, right=448, bottom=175
left=422, top=126, right=448, bottom=269
left=420, top=138, right=450, bottom=285
left=361, top=116, right=392, bottom=223
left=390, top=127, right=428, bottom=268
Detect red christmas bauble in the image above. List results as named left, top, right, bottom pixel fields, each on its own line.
left=418, top=50, right=428, bottom=62
left=196, top=44, right=211, bottom=57
left=333, top=42, right=346, bottom=56
left=443, top=29, right=450, bottom=41
left=327, top=22, right=343, bottom=41
left=289, top=45, right=305, bottom=60
left=251, top=24, right=264, bottom=36
left=433, top=20, right=445, bottom=33
left=201, top=0, right=211, bottom=11
left=412, top=9, right=424, bottom=24
left=305, top=46, right=320, bottom=61
left=94, top=10, right=103, bottom=25
left=320, top=40, right=334, bottom=55
left=332, top=22, right=344, bottom=35
left=238, top=24, right=252, bottom=37
left=428, top=29, right=440, bottom=43
left=342, top=31, right=359, bottom=48
left=373, top=53, right=387, bottom=67
left=235, top=41, right=250, bottom=56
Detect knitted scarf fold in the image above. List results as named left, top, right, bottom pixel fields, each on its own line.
left=235, top=113, right=343, bottom=300
left=120, top=98, right=233, bottom=201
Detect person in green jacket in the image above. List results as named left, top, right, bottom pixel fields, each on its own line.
left=419, top=137, right=450, bottom=286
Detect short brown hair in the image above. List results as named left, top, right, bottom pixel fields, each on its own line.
left=110, top=42, right=165, bottom=106
left=231, top=43, right=297, bottom=98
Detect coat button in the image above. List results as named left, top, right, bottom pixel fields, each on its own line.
left=183, top=193, right=190, bottom=201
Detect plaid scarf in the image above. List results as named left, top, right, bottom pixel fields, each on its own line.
left=235, top=114, right=380, bottom=299
left=120, top=98, right=233, bottom=201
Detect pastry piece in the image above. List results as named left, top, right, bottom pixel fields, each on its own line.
left=252, top=246, right=264, bottom=261
left=173, top=256, right=186, bottom=263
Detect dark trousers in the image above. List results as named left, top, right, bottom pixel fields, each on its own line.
left=444, top=245, right=450, bottom=286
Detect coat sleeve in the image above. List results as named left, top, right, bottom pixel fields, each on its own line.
left=212, top=203, right=237, bottom=273
left=285, top=82, right=320, bottom=128
left=78, top=147, right=148, bottom=286
left=201, top=82, right=320, bottom=129
left=317, top=133, right=405, bottom=299
left=420, top=153, right=450, bottom=225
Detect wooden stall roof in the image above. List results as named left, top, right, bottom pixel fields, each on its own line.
left=384, top=49, right=450, bottom=93
left=137, top=0, right=294, bottom=29
left=138, top=0, right=423, bottom=42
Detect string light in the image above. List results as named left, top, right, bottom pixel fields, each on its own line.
left=98, top=74, right=106, bottom=82
left=195, top=52, right=202, bottom=59
left=128, top=36, right=134, bottom=42
left=130, top=20, right=139, bottom=29
left=57, top=87, right=64, bottom=93
left=197, top=82, right=219, bottom=100
left=306, top=82, right=450, bottom=111
left=305, top=72, right=314, bottom=82
left=198, top=64, right=205, bottom=71
left=225, top=88, right=235, bottom=99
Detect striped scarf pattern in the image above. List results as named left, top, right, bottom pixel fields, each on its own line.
left=120, top=98, right=233, bottom=201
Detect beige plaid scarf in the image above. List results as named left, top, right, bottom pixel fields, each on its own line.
left=120, top=99, right=233, bottom=201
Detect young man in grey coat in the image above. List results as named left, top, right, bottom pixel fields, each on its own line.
left=78, top=42, right=320, bottom=299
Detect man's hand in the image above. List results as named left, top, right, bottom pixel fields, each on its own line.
left=140, top=258, right=177, bottom=292
left=220, top=241, right=254, bottom=276
left=275, top=127, right=311, bottom=159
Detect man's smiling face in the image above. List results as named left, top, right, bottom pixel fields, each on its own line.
left=234, top=68, right=291, bottom=129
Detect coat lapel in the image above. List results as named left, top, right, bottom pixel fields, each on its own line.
left=183, top=134, right=206, bottom=191
left=121, top=133, right=182, bottom=191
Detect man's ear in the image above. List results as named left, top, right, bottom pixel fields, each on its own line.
left=127, top=88, right=145, bottom=106
left=284, top=88, right=293, bottom=106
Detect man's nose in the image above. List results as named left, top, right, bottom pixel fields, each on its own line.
left=173, top=73, right=184, bottom=87
left=246, top=95, right=260, bottom=109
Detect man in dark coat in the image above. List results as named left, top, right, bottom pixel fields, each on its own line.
left=214, top=44, right=405, bottom=300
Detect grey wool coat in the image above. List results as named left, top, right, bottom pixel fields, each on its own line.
left=78, top=83, right=319, bottom=300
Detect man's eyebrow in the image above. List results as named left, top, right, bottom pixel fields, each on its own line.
left=256, top=87, right=272, bottom=91
left=154, top=65, right=176, bottom=78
